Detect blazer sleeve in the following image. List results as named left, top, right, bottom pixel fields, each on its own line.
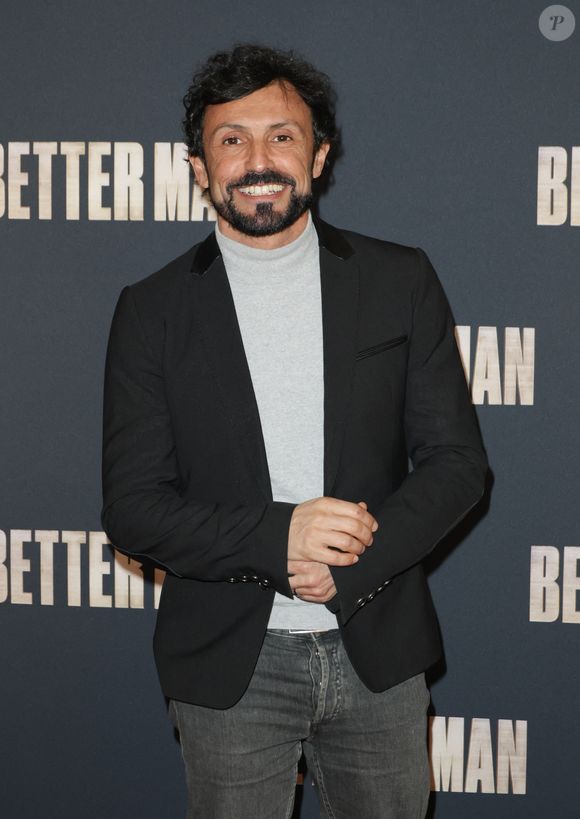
left=330, top=248, right=488, bottom=624
left=101, top=285, right=295, bottom=597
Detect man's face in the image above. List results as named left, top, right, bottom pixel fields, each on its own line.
left=190, top=81, right=330, bottom=245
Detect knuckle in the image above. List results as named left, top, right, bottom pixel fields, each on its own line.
left=337, top=533, right=350, bottom=549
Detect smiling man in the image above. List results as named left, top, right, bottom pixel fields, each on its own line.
left=102, top=45, right=487, bottom=819
left=190, top=80, right=326, bottom=242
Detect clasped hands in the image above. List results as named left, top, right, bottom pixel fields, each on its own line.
left=287, top=497, right=378, bottom=604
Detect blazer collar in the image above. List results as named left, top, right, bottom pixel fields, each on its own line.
left=190, top=215, right=354, bottom=276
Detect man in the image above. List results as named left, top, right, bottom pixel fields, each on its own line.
left=102, top=44, right=487, bottom=818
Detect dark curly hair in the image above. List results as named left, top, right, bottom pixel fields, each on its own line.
left=182, top=44, right=339, bottom=168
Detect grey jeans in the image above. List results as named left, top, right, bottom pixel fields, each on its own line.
left=169, top=629, right=430, bottom=819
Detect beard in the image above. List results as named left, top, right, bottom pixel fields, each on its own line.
left=209, top=170, right=313, bottom=237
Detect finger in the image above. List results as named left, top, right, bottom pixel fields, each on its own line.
left=287, top=560, right=312, bottom=575
left=289, top=572, right=310, bottom=590
left=292, top=570, right=330, bottom=591
left=296, top=593, right=321, bottom=603
left=291, top=565, right=332, bottom=585
left=316, top=549, right=359, bottom=567
left=325, top=513, right=376, bottom=546
left=295, top=588, right=325, bottom=600
left=296, top=585, right=336, bottom=603
left=325, top=498, right=379, bottom=532
left=331, top=510, right=378, bottom=538
left=291, top=577, right=315, bottom=591
left=320, top=526, right=369, bottom=554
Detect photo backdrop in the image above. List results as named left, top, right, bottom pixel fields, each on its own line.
left=2, top=1, right=579, bottom=817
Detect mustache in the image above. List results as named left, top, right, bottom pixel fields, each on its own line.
left=227, top=170, right=296, bottom=192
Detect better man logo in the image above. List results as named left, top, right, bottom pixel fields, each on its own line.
left=455, top=326, right=535, bottom=406
left=430, top=716, right=527, bottom=795
left=0, top=529, right=164, bottom=608
left=0, top=141, right=216, bottom=222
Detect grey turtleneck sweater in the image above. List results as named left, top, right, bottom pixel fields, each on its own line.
left=215, top=213, right=337, bottom=630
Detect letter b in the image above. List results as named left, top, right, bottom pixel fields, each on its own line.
left=529, top=545, right=560, bottom=621
left=537, top=147, right=568, bottom=225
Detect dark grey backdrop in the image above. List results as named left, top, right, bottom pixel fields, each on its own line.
left=2, top=1, right=579, bottom=817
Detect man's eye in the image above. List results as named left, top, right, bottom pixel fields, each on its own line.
left=223, top=137, right=241, bottom=145
left=274, top=134, right=292, bottom=142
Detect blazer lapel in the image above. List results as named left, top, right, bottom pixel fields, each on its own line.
left=190, top=220, right=359, bottom=503
left=192, top=233, right=273, bottom=501
left=317, top=220, right=359, bottom=497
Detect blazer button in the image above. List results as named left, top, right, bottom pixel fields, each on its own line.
left=356, top=597, right=365, bottom=608
left=251, top=575, right=259, bottom=582
left=227, top=577, right=238, bottom=583
left=367, top=591, right=376, bottom=601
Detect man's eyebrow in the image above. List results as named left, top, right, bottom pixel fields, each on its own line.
left=209, top=120, right=306, bottom=138
left=268, top=120, right=306, bottom=132
left=210, top=123, right=246, bottom=136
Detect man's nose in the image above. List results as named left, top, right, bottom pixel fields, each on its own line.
left=246, top=139, right=271, bottom=172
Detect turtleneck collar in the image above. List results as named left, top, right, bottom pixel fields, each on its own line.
left=214, top=211, right=317, bottom=265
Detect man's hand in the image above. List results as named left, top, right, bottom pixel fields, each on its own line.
left=288, top=560, right=337, bottom=603
left=288, top=498, right=378, bottom=567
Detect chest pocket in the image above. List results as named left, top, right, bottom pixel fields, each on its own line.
left=355, top=334, right=408, bottom=361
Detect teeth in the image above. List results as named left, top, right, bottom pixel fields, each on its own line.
left=238, top=184, right=285, bottom=196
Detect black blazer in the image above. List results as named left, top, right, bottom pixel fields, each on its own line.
left=101, top=218, right=487, bottom=708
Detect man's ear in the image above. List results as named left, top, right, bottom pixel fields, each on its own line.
left=189, top=155, right=209, bottom=190
left=312, top=141, right=331, bottom=180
